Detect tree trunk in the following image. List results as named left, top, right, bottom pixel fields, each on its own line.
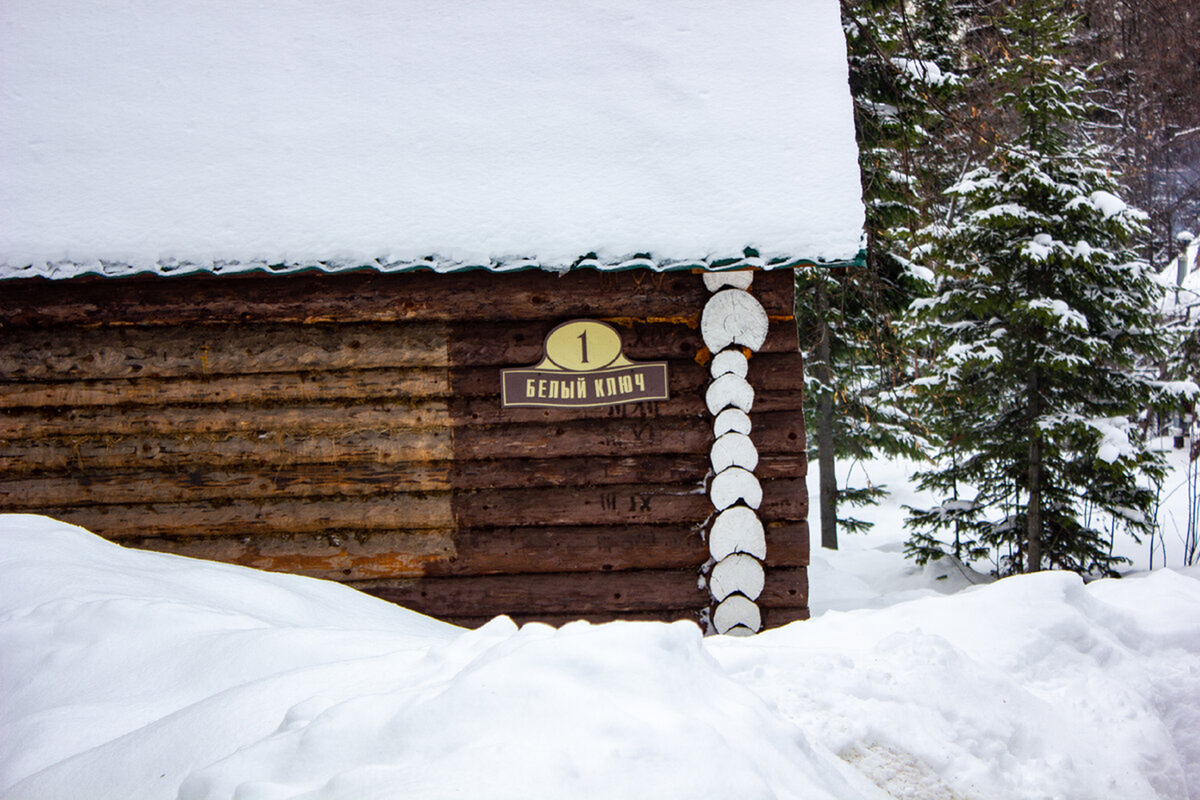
left=814, top=279, right=838, bottom=550
left=1027, top=367, right=1043, bottom=572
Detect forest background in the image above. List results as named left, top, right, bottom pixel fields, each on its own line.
left=802, top=0, right=1200, bottom=574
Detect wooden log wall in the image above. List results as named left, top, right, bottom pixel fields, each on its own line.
left=0, top=267, right=809, bottom=628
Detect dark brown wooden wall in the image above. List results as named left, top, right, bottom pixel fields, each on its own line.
left=0, top=267, right=809, bottom=628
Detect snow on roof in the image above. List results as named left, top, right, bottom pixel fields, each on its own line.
left=0, top=0, right=865, bottom=279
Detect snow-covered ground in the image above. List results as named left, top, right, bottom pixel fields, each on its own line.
left=2, top=456, right=1198, bottom=800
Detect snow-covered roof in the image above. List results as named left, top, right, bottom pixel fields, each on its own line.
left=0, top=1, right=864, bottom=280
left=1158, top=237, right=1200, bottom=315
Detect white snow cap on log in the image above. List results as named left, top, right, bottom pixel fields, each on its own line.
left=711, top=432, right=759, bottom=473
left=706, top=373, right=755, bottom=415
left=710, top=348, right=749, bottom=379
left=713, top=407, right=752, bottom=438
left=713, top=593, right=762, bottom=635
left=709, top=506, right=767, bottom=561
left=702, top=271, right=754, bottom=292
left=701, top=289, right=769, bottom=353
left=710, top=467, right=762, bottom=510
left=709, top=553, right=765, bottom=602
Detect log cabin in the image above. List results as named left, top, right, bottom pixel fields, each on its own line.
left=0, top=1, right=865, bottom=634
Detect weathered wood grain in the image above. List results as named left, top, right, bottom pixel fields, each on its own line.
left=0, top=368, right=453, bottom=409
left=758, top=606, right=810, bottom=628
left=0, top=400, right=455, bottom=438
left=0, top=456, right=807, bottom=509
left=0, top=318, right=797, bottom=384
left=764, top=520, right=811, bottom=566
left=0, top=384, right=799, bottom=440
left=0, top=270, right=698, bottom=326
left=44, top=494, right=457, bottom=538
left=28, top=477, right=805, bottom=542
left=0, top=322, right=450, bottom=381
left=32, top=483, right=699, bottom=538
left=0, top=410, right=804, bottom=472
left=0, top=356, right=803, bottom=413
left=0, top=429, right=454, bottom=474
left=758, top=566, right=810, bottom=608
left=355, top=568, right=712, bottom=617
left=0, top=265, right=808, bottom=629
left=124, top=523, right=728, bottom=580
left=127, top=529, right=460, bottom=580
left=0, top=268, right=797, bottom=328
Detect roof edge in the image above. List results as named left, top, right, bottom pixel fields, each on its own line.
left=0, top=251, right=866, bottom=281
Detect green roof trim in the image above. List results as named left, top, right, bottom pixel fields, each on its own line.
left=1, top=249, right=866, bottom=282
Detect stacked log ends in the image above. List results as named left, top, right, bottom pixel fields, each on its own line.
left=701, top=275, right=770, bottom=635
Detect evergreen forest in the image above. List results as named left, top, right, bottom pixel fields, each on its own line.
left=802, top=0, right=1200, bottom=574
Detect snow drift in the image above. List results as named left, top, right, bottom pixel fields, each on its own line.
left=2, top=515, right=1198, bottom=799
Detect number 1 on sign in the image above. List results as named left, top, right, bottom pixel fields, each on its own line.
left=578, top=330, right=589, bottom=364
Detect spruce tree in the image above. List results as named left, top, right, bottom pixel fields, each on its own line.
left=800, top=0, right=963, bottom=549
left=903, top=0, right=1168, bottom=576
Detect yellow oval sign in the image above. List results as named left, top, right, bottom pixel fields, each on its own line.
left=544, top=320, right=623, bottom=371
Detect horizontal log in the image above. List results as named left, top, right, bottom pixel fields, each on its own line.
left=0, top=269, right=729, bottom=326
left=453, top=411, right=804, bottom=461
left=764, top=520, right=810, bottom=566
left=0, top=417, right=805, bottom=487
left=30, top=484, right=683, bottom=538
left=759, top=605, right=810, bottom=628
left=0, top=410, right=806, bottom=479
left=4, top=402, right=801, bottom=460
left=354, top=568, right=711, bottom=617
left=42, top=494, right=457, bottom=539
left=124, top=525, right=812, bottom=584
left=0, top=462, right=456, bottom=507
left=123, top=523, right=720, bottom=580
left=0, top=399, right=452, bottom=438
left=1, top=267, right=796, bottom=328
left=0, top=429, right=454, bottom=474
left=0, top=322, right=451, bottom=382
left=0, top=357, right=804, bottom=418
left=0, top=455, right=807, bottom=510
left=0, top=368, right=454, bottom=409
left=126, top=529, right=460, bottom=581
left=0, top=454, right=708, bottom=507
left=27, top=477, right=804, bottom=541
left=1, top=318, right=800, bottom=384
left=757, top=566, right=810, bottom=608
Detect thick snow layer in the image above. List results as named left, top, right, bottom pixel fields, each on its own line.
left=5, top=483, right=1200, bottom=800
left=0, top=516, right=882, bottom=800
left=1089, top=190, right=1129, bottom=219
left=0, top=0, right=864, bottom=276
left=1160, top=236, right=1200, bottom=314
